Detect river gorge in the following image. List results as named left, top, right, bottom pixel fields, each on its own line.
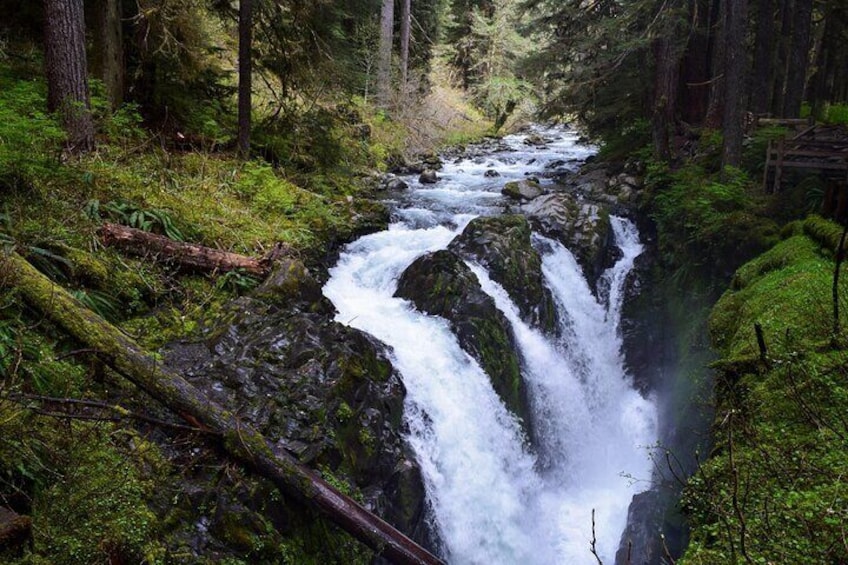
left=324, top=126, right=659, bottom=564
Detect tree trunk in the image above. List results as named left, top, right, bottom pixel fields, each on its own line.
left=98, top=223, right=270, bottom=276
left=703, top=0, right=726, bottom=129
left=722, top=0, right=749, bottom=169
left=680, top=0, right=712, bottom=125
left=377, top=0, right=395, bottom=108
left=399, top=0, right=411, bottom=93
left=771, top=0, right=793, bottom=115
left=44, top=0, right=94, bottom=152
left=651, top=2, right=684, bottom=161
left=749, top=0, right=773, bottom=114
left=88, top=0, right=124, bottom=109
left=237, top=0, right=253, bottom=159
left=0, top=251, right=445, bottom=565
left=781, top=0, right=812, bottom=117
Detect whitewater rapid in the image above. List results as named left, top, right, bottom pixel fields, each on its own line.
left=323, top=127, right=657, bottom=564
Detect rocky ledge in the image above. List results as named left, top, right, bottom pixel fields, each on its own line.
left=161, top=258, right=432, bottom=560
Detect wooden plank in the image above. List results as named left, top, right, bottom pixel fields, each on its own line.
left=776, top=161, right=848, bottom=171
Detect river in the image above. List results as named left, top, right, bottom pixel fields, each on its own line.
left=323, top=126, right=658, bottom=564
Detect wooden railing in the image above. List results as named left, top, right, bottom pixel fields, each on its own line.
left=762, top=124, right=848, bottom=193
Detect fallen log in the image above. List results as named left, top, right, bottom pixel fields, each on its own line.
left=0, top=251, right=443, bottom=565
left=98, top=222, right=269, bottom=276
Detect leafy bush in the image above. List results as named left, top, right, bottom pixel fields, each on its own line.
left=650, top=164, right=779, bottom=278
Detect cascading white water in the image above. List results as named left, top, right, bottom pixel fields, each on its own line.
left=323, top=127, right=657, bottom=564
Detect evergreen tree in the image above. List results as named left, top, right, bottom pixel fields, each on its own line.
left=43, top=0, right=94, bottom=152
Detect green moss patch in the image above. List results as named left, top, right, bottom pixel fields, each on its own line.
left=682, top=220, right=848, bottom=565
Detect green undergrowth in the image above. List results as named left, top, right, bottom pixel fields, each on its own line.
left=680, top=216, right=848, bottom=564
left=646, top=162, right=780, bottom=281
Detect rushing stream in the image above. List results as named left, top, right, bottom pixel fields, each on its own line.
left=323, top=127, right=658, bottom=564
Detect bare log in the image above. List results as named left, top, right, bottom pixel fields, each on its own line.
left=0, top=251, right=443, bottom=565
left=98, top=222, right=268, bottom=276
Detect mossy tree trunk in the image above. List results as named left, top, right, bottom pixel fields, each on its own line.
left=0, top=251, right=443, bottom=565
left=44, top=0, right=94, bottom=152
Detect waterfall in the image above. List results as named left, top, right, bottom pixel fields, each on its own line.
left=323, top=127, right=657, bottom=564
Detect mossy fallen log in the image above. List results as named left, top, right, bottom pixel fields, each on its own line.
left=98, top=222, right=270, bottom=276
left=0, top=251, right=443, bottom=565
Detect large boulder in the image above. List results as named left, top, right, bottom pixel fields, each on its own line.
left=394, top=250, right=531, bottom=432
left=419, top=169, right=439, bottom=184
left=449, top=215, right=557, bottom=333
left=162, top=265, right=432, bottom=555
left=502, top=179, right=543, bottom=201
left=521, top=193, right=615, bottom=287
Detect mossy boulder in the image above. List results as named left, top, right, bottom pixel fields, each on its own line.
left=394, top=249, right=531, bottom=432
left=163, top=282, right=429, bottom=556
left=448, top=215, right=557, bottom=333
left=520, top=193, right=614, bottom=287
left=501, top=179, right=543, bottom=200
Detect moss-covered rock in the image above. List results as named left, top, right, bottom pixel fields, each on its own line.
left=681, top=223, right=848, bottom=564
left=449, top=215, right=557, bottom=333
left=164, top=289, right=428, bottom=557
left=520, top=193, right=614, bottom=287
left=394, top=249, right=531, bottom=432
left=501, top=179, right=543, bottom=200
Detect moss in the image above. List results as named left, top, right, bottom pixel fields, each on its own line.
left=803, top=214, right=846, bottom=254
left=8, top=422, right=166, bottom=565
left=709, top=235, right=834, bottom=359
left=682, top=228, right=848, bottom=564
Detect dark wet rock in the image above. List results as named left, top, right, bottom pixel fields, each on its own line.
left=160, top=258, right=431, bottom=557
left=416, top=151, right=443, bottom=170
left=502, top=179, right=543, bottom=201
left=395, top=250, right=531, bottom=432
left=619, top=252, right=663, bottom=396
left=449, top=215, right=557, bottom=333
left=419, top=169, right=439, bottom=184
left=484, top=169, right=500, bottom=178
left=384, top=177, right=409, bottom=191
left=616, top=490, right=663, bottom=565
left=255, top=257, right=334, bottom=314
left=523, top=134, right=549, bottom=147
left=521, top=193, right=614, bottom=287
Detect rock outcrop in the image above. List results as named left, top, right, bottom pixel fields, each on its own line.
left=449, top=215, right=557, bottom=334
left=520, top=194, right=614, bottom=287
left=163, top=259, right=432, bottom=558
left=394, top=250, right=531, bottom=433
left=502, top=179, right=544, bottom=201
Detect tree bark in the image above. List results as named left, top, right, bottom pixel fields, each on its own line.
left=237, top=0, right=253, bottom=159
left=781, top=0, right=812, bottom=117
left=749, top=0, right=773, bottom=114
left=703, top=0, right=726, bottom=129
left=88, top=0, right=124, bottom=109
left=399, top=0, right=411, bottom=92
left=680, top=0, right=712, bottom=125
left=98, top=222, right=269, bottom=276
left=771, top=0, right=793, bottom=115
left=44, top=0, right=94, bottom=152
left=651, top=2, right=684, bottom=161
left=0, top=251, right=445, bottom=565
left=722, top=0, right=748, bottom=169
left=377, top=0, right=395, bottom=108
